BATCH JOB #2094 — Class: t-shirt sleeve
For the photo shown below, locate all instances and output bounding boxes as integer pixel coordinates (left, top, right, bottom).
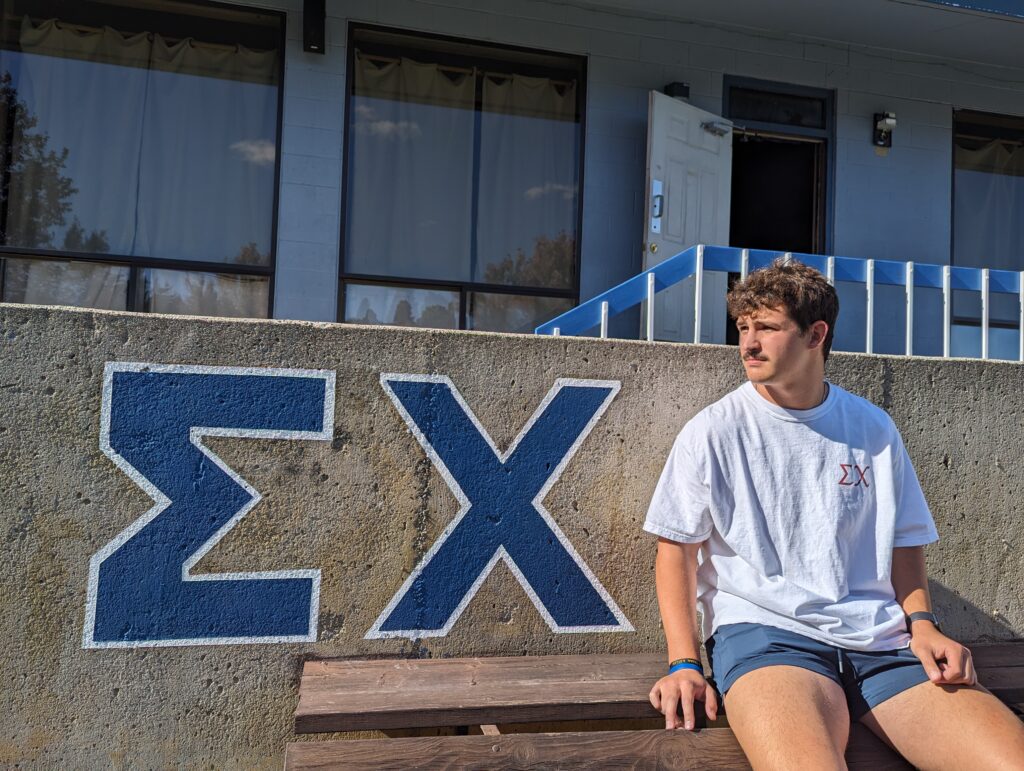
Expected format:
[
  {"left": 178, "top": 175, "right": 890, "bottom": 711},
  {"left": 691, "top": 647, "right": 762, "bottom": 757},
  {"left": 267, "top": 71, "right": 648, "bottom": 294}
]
[
  {"left": 643, "top": 423, "right": 713, "bottom": 543},
  {"left": 891, "top": 423, "right": 940, "bottom": 547}
]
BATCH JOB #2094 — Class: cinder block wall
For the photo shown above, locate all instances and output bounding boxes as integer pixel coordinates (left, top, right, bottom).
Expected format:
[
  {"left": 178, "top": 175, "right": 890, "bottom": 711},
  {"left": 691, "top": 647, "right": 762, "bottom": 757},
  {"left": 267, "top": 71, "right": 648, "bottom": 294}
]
[{"left": 1, "top": 304, "right": 1021, "bottom": 767}]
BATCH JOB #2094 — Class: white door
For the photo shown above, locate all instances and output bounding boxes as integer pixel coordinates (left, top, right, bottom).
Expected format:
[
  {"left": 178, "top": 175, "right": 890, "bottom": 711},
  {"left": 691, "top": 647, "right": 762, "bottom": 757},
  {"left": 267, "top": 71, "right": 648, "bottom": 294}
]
[{"left": 643, "top": 91, "right": 732, "bottom": 343}]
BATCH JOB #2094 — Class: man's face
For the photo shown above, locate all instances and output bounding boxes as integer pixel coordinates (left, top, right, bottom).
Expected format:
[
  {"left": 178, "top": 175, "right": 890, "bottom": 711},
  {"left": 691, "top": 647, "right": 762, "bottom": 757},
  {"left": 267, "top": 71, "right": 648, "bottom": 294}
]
[{"left": 736, "top": 305, "right": 823, "bottom": 385}]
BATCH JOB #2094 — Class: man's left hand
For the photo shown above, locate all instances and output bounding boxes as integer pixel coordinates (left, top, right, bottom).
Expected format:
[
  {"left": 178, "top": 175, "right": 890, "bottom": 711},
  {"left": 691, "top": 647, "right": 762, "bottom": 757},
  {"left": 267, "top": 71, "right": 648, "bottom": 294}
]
[{"left": 909, "top": 625, "right": 977, "bottom": 686}]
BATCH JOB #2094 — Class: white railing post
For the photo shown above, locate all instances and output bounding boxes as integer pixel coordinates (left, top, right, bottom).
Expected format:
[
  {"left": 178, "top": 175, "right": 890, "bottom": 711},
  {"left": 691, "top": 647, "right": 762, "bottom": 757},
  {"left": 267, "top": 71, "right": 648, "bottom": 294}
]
[
  {"left": 826, "top": 256, "right": 835, "bottom": 286},
  {"left": 865, "top": 259, "right": 875, "bottom": 354},
  {"left": 1019, "top": 270, "right": 1024, "bottom": 362},
  {"left": 942, "top": 265, "right": 951, "bottom": 358},
  {"left": 905, "top": 261, "right": 914, "bottom": 356},
  {"left": 981, "top": 268, "right": 990, "bottom": 360},
  {"left": 646, "top": 272, "right": 656, "bottom": 342},
  {"left": 694, "top": 245, "right": 704, "bottom": 344},
  {"left": 599, "top": 301, "right": 609, "bottom": 339},
  {"left": 740, "top": 248, "right": 750, "bottom": 281},
  {"left": 552, "top": 327, "right": 560, "bottom": 336}
]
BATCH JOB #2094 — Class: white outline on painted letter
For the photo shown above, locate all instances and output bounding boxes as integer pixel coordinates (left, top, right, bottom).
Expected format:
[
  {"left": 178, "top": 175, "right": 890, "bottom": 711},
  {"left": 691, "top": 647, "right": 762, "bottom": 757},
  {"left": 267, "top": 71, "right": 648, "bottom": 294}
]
[
  {"left": 366, "top": 374, "right": 634, "bottom": 640},
  {"left": 82, "top": 361, "right": 335, "bottom": 649}
]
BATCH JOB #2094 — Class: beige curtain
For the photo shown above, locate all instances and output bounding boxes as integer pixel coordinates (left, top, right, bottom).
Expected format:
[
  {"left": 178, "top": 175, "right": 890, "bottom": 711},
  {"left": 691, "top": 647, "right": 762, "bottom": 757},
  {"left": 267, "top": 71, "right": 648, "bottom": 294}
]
[
  {"left": 19, "top": 17, "right": 278, "bottom": 85},
  {"left": 955, "top": 139, "right": 1024, "bottom": 274},
  {"left": 145, "top": 270, "right": 268, "bottom": 318},
  {"left": 476, "top": 73, "right": 578, "bottom": 289},
  {"left": 956, "top": 139, "right": 1024, "bottom": 177},
  {"left": 2, "top": 259, "right": 129, "bottom": 310},
  {"left": 347, "top": 52, "right": 476, "bottom": 282},
  {"left": 355, "top": 53, "right": 475, "bottom": 109},
  {"left": 482, "top": 72, "right": 576, "bottom": 122}
]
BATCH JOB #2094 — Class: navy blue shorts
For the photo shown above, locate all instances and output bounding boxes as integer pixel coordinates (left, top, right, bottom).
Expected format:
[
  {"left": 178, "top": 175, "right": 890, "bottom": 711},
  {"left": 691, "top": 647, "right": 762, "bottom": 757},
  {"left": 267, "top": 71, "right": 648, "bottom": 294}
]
[{"left": 706, "top": 622, "right": 931, "bottom": 720}]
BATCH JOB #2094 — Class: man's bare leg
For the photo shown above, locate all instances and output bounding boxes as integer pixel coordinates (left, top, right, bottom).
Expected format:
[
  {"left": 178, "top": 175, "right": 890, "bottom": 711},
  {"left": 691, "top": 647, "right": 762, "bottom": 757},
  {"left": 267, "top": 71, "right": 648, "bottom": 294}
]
[
  {"left": 860, "top": 681, "right": 1024, "bottom": 770},
  {"left": 724, "top": 665, "right": 849, "bottom": 771}
]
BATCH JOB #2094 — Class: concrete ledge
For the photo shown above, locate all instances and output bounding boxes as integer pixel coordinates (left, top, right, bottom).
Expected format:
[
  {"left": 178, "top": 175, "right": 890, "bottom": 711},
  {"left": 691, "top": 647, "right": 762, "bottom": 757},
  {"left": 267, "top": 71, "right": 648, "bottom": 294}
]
[{"left": 1, "top": 304, "right": 1020, "bottom": 767}]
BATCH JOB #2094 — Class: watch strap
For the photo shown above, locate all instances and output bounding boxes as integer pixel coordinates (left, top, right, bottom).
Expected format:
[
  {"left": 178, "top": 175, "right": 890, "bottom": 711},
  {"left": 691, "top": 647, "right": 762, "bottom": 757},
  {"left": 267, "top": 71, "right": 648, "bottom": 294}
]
[{"left": 906, "top": 611, "right": 941, "bottom": 632}]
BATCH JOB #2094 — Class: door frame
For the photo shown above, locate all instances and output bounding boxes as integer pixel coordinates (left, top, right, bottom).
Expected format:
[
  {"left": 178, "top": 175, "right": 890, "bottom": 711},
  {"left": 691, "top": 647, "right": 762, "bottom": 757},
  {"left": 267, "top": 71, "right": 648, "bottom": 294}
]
[{"left": 722, "top": 75, "right": 837, "bottom": 256}]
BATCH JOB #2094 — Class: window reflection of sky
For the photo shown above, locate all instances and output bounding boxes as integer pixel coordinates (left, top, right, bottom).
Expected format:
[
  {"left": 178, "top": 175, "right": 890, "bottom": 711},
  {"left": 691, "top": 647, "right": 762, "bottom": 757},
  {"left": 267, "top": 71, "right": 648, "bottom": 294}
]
[
  {"left": 476, "top": 110, "right": 578, "bottom": 288},
  {"left": 346, "top": 95, "right": 474, "bottom": 282},
  {"left": 346, "top": 93, "right": 578, "bottom": 288},
  {"left": 2, "top": 49, "right": 277, "bottom": 264}
]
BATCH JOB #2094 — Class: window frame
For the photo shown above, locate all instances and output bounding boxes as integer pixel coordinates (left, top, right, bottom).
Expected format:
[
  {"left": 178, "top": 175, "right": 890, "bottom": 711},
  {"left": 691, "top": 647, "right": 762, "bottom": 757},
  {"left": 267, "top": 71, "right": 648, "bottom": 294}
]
[
  {"left": 722, "top": 74, "right": 837, "bottom": 256},
  {"left": 337, "top": 22, "right": 587, "bottom": 330},
  {"left": 0, "top": 0, "right": 286, "bottom": 318}
]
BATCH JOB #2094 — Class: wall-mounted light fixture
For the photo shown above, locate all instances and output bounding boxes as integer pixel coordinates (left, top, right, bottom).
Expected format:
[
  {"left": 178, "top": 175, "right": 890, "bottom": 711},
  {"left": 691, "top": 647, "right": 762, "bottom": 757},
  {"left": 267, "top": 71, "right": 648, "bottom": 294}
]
[
  {"left": 303, "top": 0, "right": 326, "bottom": 54},
  {"left": 663, "top": 82, "right": 690, "bottom": 100},
  {"left": 873, "top": 112, "right": 897, "bottom": 148}
]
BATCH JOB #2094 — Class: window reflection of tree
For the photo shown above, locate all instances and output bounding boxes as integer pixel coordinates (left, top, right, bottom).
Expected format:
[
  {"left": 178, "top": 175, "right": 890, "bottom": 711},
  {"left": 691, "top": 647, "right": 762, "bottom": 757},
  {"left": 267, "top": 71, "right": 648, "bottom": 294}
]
[
  {"left": 417, "top": 303, "right": 456, "bottom": 328},
  {"left": 477, "top": 231, "right": 574, "bottom": 331},
  {"left": 0, "top": 70, "right": 270, "bottom": 267},
  {"left": 483, "top": 231, "right": 574, "bottom": 288},
  {"left": 233, "top": 241, "right": 269, "bottom": 266},
  {"left": 0, "top": 72, "right": 108, "bottom": 252},
  {"left": 392, "top": 298, "right": 457, "bottom": 327}
]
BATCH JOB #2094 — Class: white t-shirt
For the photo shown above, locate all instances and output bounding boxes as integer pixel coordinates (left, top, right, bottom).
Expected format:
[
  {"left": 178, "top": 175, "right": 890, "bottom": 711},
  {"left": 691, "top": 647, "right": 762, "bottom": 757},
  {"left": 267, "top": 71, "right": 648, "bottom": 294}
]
[{"left": 644, "top": 380, "right": 939, "bottom": 652}]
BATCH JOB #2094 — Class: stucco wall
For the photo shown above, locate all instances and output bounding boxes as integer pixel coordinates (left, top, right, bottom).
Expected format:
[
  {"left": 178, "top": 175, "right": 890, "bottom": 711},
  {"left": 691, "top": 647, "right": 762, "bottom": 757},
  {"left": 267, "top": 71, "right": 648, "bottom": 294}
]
[
  {"left": 2, "top": 303, "right": 1021, "bottom": 767},
  {"left": 251, "top": 0, "right": 1024, "bottom": 352}
]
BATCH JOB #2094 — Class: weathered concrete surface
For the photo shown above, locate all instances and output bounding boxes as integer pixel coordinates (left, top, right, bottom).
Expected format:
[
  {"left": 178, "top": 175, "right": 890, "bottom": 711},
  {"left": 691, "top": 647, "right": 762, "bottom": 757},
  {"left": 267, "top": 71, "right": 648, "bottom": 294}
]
[{"left": 0, "top": 303, "right": 1021, "bottom": 768}]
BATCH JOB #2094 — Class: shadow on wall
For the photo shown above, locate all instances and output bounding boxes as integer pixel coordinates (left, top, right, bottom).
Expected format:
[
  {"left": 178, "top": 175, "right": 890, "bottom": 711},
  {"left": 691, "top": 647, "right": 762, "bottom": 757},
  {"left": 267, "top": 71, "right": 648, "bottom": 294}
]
[{"left": 930, "top": 580, "right": 1021, "bottom": 643}]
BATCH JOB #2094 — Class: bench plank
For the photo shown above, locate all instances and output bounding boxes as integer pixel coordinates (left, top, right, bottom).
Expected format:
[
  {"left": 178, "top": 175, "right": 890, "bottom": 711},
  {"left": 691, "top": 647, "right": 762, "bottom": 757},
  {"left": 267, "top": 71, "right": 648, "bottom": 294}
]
[
  {"left": 295, "top": 644, "right": 1022, "bottom": 734},
  {"left": 285, "top": 726, "right": 912, "bottom": 770},
  {"left": 968, "top": 643, "right": 1024, "bottom": 669},
  {"left": 296, "top": 654, "right": 672, "bottom": 733},
  {"left": 298, "top": 653, "right": 672, "bottom": 692}
]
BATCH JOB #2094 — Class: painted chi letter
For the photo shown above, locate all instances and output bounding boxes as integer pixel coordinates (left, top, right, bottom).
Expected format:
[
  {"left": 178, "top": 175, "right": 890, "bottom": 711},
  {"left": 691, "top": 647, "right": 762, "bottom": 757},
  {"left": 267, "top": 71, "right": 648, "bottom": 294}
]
[
  {"left": 367, "top": 375, "right": 633, "bottom": 638},
  {"left": 84, "top": 363, "right": 335, "bottom": 648}
]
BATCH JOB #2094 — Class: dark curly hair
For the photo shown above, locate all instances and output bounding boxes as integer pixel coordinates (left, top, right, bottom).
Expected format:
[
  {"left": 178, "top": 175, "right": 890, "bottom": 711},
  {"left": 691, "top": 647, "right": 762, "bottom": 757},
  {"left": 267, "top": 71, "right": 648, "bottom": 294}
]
[{"left": 726, "top": 257, "right": 839, "bottom": 362}]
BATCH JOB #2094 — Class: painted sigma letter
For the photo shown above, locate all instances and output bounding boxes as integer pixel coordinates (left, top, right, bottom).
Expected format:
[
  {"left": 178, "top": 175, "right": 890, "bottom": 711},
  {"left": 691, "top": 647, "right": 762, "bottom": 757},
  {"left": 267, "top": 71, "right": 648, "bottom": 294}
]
[
  {"left": 367, "top": 375, "right": 633, "bottom": 639},
  {"left": 83, "top": 363, "right": 335, "bottom": 648}
]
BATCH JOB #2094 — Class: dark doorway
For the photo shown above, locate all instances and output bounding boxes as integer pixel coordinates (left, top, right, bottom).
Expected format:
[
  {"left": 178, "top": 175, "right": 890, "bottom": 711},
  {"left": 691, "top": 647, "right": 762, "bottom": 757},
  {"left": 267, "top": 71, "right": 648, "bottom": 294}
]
[
  {"left": 723, "top": 78, "right": 834, "bottom": 345},
  {"left": 730, "top": 134, "right": 825, "bottom": 255}
]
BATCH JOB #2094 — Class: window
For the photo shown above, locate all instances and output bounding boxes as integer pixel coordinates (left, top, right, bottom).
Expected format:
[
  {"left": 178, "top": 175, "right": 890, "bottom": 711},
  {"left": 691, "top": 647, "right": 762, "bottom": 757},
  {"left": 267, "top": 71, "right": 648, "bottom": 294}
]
[
  {"left": 0, "top": 0, "right": 283, "bottom": 317},
  {"left": 728, "top": 86, "right": 827, "bottom": 130},
  {"left": 340, "top": 26, "right": 584, "bottom": 332},
  {"left": 952, "top": 109, "right": 1024, "bottom": 359}
]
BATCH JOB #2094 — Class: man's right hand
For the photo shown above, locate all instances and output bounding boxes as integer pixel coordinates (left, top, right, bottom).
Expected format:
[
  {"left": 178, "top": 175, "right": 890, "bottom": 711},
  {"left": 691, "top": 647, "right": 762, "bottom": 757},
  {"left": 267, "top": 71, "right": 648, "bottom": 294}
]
[{"left": 649, "top": 668, "right": 719, "bottom": 730}]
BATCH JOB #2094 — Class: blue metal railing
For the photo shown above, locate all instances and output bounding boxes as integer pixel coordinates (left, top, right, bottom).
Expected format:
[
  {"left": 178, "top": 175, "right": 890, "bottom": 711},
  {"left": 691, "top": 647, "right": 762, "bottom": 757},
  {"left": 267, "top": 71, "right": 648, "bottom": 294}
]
[{"left": 535, "top": 245, "right": 1024, "bottom": 361}]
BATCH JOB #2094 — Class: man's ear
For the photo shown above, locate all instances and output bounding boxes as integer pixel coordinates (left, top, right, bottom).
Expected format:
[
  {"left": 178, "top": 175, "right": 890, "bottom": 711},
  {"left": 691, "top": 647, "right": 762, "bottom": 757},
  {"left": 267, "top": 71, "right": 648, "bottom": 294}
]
[{"left": 808, "top": 320, "right": 829, "bottom": 350}]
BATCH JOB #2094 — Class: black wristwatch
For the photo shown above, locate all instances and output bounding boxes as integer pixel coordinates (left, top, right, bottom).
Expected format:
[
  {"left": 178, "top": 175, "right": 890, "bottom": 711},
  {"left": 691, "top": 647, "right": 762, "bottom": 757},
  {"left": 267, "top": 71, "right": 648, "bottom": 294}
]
[{"left": 906, "top": 611, "right": 941, "bottom": 633}]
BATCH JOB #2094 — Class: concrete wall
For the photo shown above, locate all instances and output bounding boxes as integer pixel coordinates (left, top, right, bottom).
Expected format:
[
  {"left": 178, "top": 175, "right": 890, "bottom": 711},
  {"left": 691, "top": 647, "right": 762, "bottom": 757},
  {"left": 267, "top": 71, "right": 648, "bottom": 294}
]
[
  {"left": 1, "top": 303, "right": 1022, "bottom": 766},
  {"left": 253, "top": 0, "right": 1024, "bottom": 349}
]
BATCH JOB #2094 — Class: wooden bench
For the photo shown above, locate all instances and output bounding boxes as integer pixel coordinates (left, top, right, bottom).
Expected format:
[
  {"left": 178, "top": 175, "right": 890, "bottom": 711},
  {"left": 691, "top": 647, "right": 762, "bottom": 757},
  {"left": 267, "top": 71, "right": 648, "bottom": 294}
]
[{"left": 286, "top": 643, "right": 1024, "bottom": 769}]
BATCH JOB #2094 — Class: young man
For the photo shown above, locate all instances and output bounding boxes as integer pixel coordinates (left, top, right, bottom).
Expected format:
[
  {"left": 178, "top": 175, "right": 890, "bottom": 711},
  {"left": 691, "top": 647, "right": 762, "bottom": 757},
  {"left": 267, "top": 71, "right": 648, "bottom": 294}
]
[{"left": 644, "top": 258, "right": 1024, "bottom": 769}]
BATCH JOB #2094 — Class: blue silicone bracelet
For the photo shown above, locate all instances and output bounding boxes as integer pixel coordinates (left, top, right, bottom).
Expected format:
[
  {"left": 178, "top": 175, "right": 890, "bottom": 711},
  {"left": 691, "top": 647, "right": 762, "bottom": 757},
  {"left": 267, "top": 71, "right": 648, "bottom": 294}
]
[{"left": 668, "top": 661, "right": 704, "bottom": 675}]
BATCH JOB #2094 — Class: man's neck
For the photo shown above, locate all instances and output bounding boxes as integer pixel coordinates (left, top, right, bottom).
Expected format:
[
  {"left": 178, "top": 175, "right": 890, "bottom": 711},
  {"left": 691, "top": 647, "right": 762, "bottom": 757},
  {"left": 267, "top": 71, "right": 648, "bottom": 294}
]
[{"left": 753, "top": 378, "right": 828, "bottom": 410}]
